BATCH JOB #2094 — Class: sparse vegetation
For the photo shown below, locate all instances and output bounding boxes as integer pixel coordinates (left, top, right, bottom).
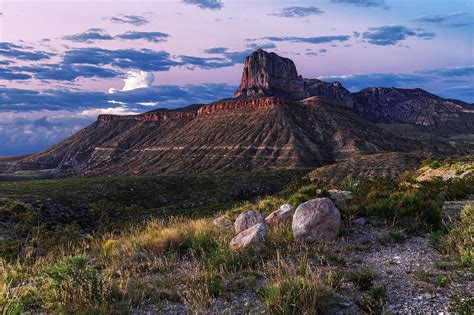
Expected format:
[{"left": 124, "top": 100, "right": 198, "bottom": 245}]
[
  {"left": 357, "top": 285, "right": 387, "bottom": 314},
  {"left": 446, "top": 204, "right": 473, "bottom": 268},
  {"left": 0, "top": 158, "right": 472, "bottom": 313},
  {"left": 347, "top": 268, "right": 375, "bottom": 291}
]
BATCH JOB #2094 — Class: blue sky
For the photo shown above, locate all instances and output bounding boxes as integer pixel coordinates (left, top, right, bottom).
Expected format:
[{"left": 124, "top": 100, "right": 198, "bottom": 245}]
[{"left": 0, "top": 0, "right": 473, "bottom": 155}]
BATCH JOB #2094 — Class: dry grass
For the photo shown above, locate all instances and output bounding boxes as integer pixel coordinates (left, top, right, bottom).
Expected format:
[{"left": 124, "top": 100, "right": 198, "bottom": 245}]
[
  {"left": 446, "top": 204, "right": 474, "bottom": 268},
  {"left": 260, "top": 253, "right": 337, "bottom": 314}
]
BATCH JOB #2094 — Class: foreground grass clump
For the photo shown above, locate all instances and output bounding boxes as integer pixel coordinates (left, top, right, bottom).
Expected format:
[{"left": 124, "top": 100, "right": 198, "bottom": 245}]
[
  {"left": 260, "top": 255, "right": 336, "bottom": 314},
  {"left": 41, "top": 255, "right": 109, "bottom": 313},
  {"left": 346, "top": 268, "right": 375, "bottom": 291},
  {"left": 446, "top": 204, "right": 474, "bottom": 268},
  {"left": 1, "top": 254, "right": 111, "bottom": 314}
]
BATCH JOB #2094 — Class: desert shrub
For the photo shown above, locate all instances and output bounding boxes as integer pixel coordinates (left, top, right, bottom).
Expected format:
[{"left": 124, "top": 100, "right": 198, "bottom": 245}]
[
  {"left": 348, "top": 178, "right": 400, "bottom": 216},
  {"left": 421, "top": 157, "right": 444, "bottom": 169},
  {"left": 260, "top": 255, "right": 336, "bottom": 314},
  {"left": 345, "top": 179, "right": 356, "bottom": 192},
  {"left": 429, "top": 230, "right": 448, "bottom": 255},
  {"left": 267, "top": 224, "right": 294, "bottom": 250},
  {"left": 256, "top": 196, "right": 285, "bottom": 215},
  {"left": 287, "top": 185, "right": 327, "bottom": 207},
  {"left": 357, "top": 285, "right": 387, "bottom": 314},
  {"left": 378, "top": 231, "right": 406, "bottom": 245},
  {"left": 261, "top": 277, "right": 333, "bottom": 315},
  {"left": 448, "top": 294, "right": 474, "bottom": 314},
  {"left": 365, "top": 190, "right": 442, "bottom": 229},
  {"left": 419, "top": 176, "right": 474, "bottom": 201},
  {"left": 346, "top": 268, "right": 375, "bottom": 291},
  {"left": 41, "top": 255, "right": 108, "bottom": 312},
  {"left": 446, "top": 204, "right": 474, "bottom": 268},
  {"left": 442, "top": 177, "right": 474, "bottom": 200}
]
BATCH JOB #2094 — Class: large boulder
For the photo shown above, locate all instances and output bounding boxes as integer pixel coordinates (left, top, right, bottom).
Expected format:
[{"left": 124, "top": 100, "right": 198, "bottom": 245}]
[
  {"left": 234, "top": 210, "right": 265, "bottom": 234},
  {"left": 292, "top": 198, "right": 341, "bottom": 242},
  {"left": 266, "top": 204, "right": 294, "bottom": 225},
  {"left": 328, "top": 189, "right": 352, "bottom": 209},
  {"left": 230, "top": 223, "right": 268, "bottom": 250}
]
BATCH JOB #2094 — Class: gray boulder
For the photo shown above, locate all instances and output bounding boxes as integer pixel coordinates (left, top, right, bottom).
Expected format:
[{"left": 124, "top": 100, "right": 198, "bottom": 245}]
[
  {"left": 266, "top": 204, "right": 294, "bottom": 225},
  {"left": 230, "top": 223, "right": 268, "bottom": 250},
  {"left": 292, "top": 198, "right": 341, "bottom": 242},
  {"left": 234, "top": 210, "right": 265, "bottom": 234}
]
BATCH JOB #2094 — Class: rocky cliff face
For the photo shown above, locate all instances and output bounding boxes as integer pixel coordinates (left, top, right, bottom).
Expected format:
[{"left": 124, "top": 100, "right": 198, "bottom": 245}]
[
  {"left": 354, "top": 87, "right": 473, "bottom": 132},
  {"left": 304, "top": 79, "right": 356, "bottom": 109},
  {"left": 234, "top": 49, "right": 307, "bottom": 99}
]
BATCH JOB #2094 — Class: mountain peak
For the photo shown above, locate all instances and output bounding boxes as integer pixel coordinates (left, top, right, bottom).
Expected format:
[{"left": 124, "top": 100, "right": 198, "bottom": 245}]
[{"left": 234, "top": 49, "right": 307, "bottom": 99}]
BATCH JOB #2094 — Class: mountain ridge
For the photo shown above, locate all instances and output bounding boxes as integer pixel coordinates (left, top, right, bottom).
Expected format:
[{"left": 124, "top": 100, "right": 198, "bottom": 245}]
[{"left": 1, "top": 49, "right": 472, "bottom": 176}]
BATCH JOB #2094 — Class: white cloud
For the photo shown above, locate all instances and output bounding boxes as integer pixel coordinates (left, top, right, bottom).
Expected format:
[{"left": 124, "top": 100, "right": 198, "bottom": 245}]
[
  {"left": 109, "top": 70, "right": 154, "bottom": 93},
  {"left": 78, "top": 106, "right": 140, "bottom": 117},
  {"left": 138, "top": 101, "right": 158, "bottom": 106}
]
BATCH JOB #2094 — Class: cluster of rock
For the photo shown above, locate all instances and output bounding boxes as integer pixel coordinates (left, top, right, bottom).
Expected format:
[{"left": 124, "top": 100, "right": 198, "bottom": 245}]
[{"left": 216, "top": 191, "right": 352, "bottom": 250}]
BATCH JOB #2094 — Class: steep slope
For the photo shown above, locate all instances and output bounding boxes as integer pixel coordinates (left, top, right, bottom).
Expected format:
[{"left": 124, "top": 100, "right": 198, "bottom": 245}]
[
  {"left": 8, "top": 97, "right": 441, "bottom": 176},
  {"left": 354, "top": 87, "right": 474, "bottom": 133}
]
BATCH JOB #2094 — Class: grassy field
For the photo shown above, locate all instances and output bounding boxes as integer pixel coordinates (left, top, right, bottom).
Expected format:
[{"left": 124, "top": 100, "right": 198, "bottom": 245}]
[
  {"left": 0, "top": 170, "right": 303, "bottom": 259},
  {"left": 1, "top": 161, "right": 472, "bottom": 314},
  {"left": 0, "top": 171, "right": 302, "bottom": 214}
]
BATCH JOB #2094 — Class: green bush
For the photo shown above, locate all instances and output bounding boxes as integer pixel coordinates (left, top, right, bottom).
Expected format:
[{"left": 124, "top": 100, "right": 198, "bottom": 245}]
[
  {"left": 348, "top": 178, "right": 400, "bottom": 216},
  {"left": 421, "top": 158, "right": 444, "bottom": 169},
  {"left": 42, "top": 255, "right": 108, "bottom": 312},
  {"left": 365, "top": 190, "right": 442, "bottom": 229},
  {"left": 287, "top": 185, "right": 328, "bottom": 207}
]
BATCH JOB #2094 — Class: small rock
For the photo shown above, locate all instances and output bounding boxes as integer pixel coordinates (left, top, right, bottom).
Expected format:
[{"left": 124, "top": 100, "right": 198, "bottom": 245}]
[
  {"left": 266, "top": 204, "right": 294, "bottom": 225},
  {"left": 234, "top": 210, "right": 265, "bottom": 234},
  {"left": 354, "top": 217, "right": 367, "bottom": 226},
  {"left": 213, "top": 215, "right": 233, "bottom": 229},
  {"left": 292, "top": 198, "right": 341, "bottom": 243},
  {"left": 230, "top": 223, "right": 268, "bottom": 250},
  {"left": 328, "top": 189, "right": 352, "bottom": 209}
]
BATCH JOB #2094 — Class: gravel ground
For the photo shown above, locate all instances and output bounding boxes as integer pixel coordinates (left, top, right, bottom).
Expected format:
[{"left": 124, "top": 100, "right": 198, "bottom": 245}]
[{"left": 135, "top": 199, "right": 473, "bottom": 314}]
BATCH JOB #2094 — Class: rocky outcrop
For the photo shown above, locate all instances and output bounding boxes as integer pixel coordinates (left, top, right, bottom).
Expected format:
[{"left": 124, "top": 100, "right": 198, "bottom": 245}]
[
  {"left": 198, "top": 97, "right": 285, "bottom": 115},
  {"left": 234, "top": 49, "right": 306, "bottom": 99},
  {"left": 266, "top": 204, "right": 294, "bottom": 225},
  {"left": 354, "top": 87, "right": 466, "bottom": 127},
  {"left": 304, "top": 79, "right": 356, "bottom": 109},
  {"left": 230, "top": 223, "right": 268, "bottom": 250},
  {"left": 98, "top": 111, "right": 197, "bottom": 123},
  {"left": 292, "top": 198, "right": 341, "bottom": 242},
  {"left": 234, "top": 210, "right": 265, "bottom": 234}
]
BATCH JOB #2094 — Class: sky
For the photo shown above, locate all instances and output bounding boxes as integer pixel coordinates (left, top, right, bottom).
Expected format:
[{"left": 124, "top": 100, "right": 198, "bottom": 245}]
[{"left": 0, "top": 0, "right": 473, "bottom": 155}]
